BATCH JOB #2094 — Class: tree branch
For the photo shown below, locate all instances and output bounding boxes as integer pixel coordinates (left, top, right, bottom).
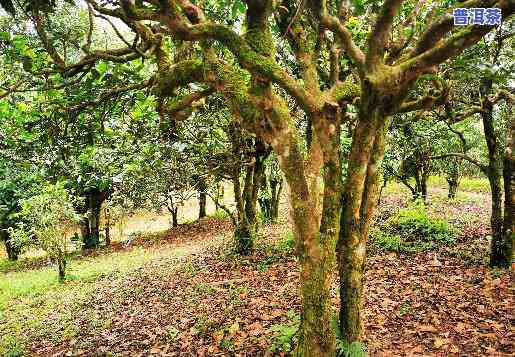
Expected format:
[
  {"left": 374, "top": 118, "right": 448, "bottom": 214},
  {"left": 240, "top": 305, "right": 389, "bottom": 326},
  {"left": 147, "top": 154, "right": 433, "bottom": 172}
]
[
  {"left": 430, "top": 153, "right": 487, "bottom": 173},
  {"left": 366, "top": 0, "right": 405, "bottom": 69}
]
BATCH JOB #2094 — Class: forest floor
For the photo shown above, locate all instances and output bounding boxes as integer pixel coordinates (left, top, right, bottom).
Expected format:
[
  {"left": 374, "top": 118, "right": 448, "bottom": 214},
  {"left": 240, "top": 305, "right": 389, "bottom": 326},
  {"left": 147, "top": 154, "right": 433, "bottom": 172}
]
[{"left": 0, "top": 179, "right": 513, "bottom": 356}]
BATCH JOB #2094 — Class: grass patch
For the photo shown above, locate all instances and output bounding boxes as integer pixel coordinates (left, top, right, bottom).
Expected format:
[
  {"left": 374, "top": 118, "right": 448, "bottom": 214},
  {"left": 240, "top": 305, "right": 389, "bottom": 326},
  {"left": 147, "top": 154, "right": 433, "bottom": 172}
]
[{"left": 211, "top": 209, "right": 230, "bottom": 221}]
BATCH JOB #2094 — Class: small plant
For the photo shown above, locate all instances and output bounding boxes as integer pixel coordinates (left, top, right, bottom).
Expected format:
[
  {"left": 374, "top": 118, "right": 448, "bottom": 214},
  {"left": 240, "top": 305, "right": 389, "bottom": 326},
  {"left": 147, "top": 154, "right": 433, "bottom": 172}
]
[
  {"left": 165, "top": 326, "right": 181, "bottom": 342},
  {"left": 0, "top": 335, "right": 24, "bottom": 357},
  {"left": 8, "top": 183, "right": 81, "bottom": 281},
  {"left": 399, "top": 300, "right": 411, "bottom": 316},
  {"left": 267, "top": 309, "right": 300, "bottom": 353}
]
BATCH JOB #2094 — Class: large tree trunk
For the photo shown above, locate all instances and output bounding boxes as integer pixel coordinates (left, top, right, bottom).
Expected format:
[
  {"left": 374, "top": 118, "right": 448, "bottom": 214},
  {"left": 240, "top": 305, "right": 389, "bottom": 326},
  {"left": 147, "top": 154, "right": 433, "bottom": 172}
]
[
  {"left": 291, "top": 164, "right": 338, "bottom": 356},
  {"left": 338, "top": 105, "right": 388, "bottom": 342}
]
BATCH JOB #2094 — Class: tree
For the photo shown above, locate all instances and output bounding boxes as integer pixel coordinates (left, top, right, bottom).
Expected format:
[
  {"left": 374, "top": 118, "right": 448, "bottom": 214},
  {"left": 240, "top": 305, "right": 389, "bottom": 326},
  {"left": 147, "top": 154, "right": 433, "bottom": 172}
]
[{"left": 8, "top": 183, "right": 81, "bottom": 281}]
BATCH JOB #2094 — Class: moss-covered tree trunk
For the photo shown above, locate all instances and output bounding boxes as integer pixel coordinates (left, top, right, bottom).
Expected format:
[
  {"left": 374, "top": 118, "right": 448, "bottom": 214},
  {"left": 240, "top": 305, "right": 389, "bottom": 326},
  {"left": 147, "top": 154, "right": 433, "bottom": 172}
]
[
  {"left": 232, "top": 140, "right": 267, "bottom": 255},
  {"left": 481, "top": 89, "right": 511, "bottom": 268},
  {"left": 290, "top": 103, "right": 343, "bottom": 356},
  {"left": 339, "top": 92, "right": 388, "bottom": 342}
]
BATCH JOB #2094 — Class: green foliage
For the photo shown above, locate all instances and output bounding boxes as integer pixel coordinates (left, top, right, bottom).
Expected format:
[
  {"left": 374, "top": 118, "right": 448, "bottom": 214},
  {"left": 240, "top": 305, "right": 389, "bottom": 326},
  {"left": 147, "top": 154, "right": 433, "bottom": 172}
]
[
  {"left": 267, "top": 309, "right": 299, "bottom": 353},
  {"left": 371, "top": 200, "right": 454, "bottom": 253},
  {"left": 212, "top": 209, "right": 230, "bottom": 221},
  {"left": 428, "top": 176, "right": 490, "bottom": 193}
]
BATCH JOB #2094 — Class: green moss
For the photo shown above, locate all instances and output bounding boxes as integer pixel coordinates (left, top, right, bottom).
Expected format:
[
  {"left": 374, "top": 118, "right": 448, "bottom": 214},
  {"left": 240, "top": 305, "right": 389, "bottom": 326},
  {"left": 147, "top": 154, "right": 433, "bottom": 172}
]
[
  {"left": 331, "top": 81, "right": 360, "bottom": 102},
  {"left": 245, "top": 28, "right": 274, "bottom": 57},
  {"left": 158, "top": 59, "right": 204, "bottom": 96}
]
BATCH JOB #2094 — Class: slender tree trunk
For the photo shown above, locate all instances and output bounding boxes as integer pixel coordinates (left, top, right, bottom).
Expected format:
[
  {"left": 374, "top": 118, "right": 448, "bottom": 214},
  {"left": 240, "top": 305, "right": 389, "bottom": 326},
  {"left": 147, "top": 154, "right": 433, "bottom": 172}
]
[
  {"left": 338, "top": 107, "right": 388, "bottom": 342},
  {"left": 447, "top": 176, "right": 459, "bottom": 199},
  {"left": 270, "top": 177, "right": 282, "bottom": 222},
  {"left": 214, "top": 182, "right": 224, "bottom": 210},
  {"left": 172, "top": 206, "right": 179, "bottom": 227},
  {"left": 421, "top": 169, "right": 428, "bottom": 203},
  {"left": 488, "top": 171, "right": 506, "bottom": 266},
  {"left": 104, "top": 206, "right": 111, "bottom": 246},
  {"left": 198, "top": 178, "right": 207, "bottom": 219},
  {"left": 57, "top": 258, "right": 66, "bottom": 282}
]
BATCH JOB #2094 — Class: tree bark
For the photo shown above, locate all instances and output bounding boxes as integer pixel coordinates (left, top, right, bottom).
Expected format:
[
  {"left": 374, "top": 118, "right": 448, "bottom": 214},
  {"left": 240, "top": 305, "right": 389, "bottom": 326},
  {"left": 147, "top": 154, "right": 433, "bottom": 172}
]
[
  {"left": 82, "top": 189, "right": 109, "bottom": 249},
  {"left": 104, "top": 206, "right": 111, "bottom": 246},
  {"left": 270, "top": 177, "right": 282, "bottom": 222},
  {"left": 57, "top": 256, "right": 66, "bottom": 282},
  {"left": 447, "top": 176, "right": 459, "bottom": 199},
  {"left": 172, "top": 206, "right": 179, "bottom": 227}
]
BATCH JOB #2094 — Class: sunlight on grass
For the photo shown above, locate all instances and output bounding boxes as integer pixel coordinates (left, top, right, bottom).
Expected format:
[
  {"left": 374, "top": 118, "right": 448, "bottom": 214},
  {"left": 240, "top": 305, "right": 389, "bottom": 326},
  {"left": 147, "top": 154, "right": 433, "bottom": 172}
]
[
  {"left": 0, "top": 245, "right": 188, "bottom": 311},
  {"left": 383, "top": 176, "right": 490, "bottom": 195},
  {"left": 428, "top": 176, "right": 490, "bottom": 193}
]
